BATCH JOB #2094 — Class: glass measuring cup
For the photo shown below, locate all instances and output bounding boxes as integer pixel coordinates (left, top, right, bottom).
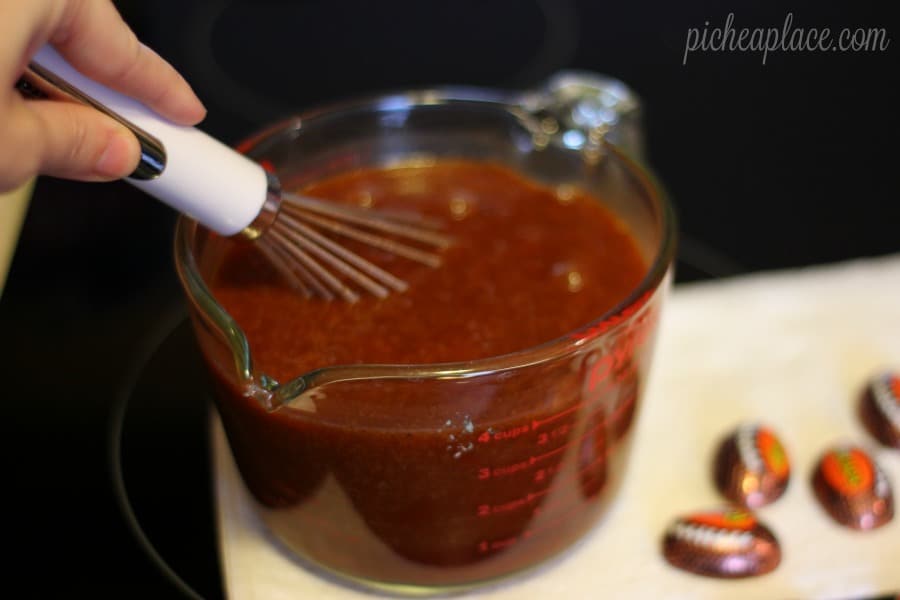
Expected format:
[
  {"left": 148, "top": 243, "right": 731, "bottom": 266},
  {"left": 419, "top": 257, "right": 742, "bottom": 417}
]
[{"left": 175, "top": 73, "right": 676, "bottom": 595}]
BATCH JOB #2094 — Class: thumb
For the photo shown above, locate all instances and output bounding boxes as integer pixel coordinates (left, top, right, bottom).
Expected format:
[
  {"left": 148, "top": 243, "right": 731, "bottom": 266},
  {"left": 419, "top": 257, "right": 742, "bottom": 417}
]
[{"left": 14, "top": 98, "right": 140, "bottom": 182}]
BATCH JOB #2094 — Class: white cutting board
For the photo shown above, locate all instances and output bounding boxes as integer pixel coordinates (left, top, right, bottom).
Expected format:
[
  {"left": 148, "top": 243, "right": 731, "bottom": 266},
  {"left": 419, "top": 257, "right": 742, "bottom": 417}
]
[{"left": 213, "top": 254, "right": 900, "bottom": 599}]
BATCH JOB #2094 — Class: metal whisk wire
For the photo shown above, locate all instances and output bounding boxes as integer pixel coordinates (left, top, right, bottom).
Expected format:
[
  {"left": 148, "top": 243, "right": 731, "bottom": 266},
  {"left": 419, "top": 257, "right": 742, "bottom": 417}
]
[{"left": 256, "top": 193, "right": 453, "bottom": 303}]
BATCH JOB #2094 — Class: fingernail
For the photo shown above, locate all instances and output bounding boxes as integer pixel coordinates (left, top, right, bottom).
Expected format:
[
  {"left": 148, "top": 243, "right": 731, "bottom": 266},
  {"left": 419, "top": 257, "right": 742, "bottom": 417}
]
[
  {"left": 95, "top": 132, "right": 138, "bottom": 179},
  {"left": 177, "top": 83, "right": 207, "bottom": 124}
]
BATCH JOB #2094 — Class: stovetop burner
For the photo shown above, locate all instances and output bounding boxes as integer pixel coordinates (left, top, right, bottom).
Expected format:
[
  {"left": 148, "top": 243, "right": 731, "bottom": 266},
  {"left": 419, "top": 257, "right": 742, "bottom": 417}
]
[
  {"left": 121, "top": 0, "right": 579, "bottom": 139},
  {"left": 110, "top": 313, "right": 221, "bottom": 599}
]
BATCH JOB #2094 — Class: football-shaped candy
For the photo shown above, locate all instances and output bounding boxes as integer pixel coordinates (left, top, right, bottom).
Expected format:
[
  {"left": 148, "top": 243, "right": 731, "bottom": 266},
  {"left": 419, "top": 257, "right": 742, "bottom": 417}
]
[
  {"left": 858, "top": 371, "right": 900, "bottom": 449},
  {"left": 713, "top": 423, "right": 790, "bottom": 508},
  {"left": 661, "top": 506, "right": 781, "bottom": 578},
  {"left": 811, "top": 444, "right": 894, "bottom": 530}
]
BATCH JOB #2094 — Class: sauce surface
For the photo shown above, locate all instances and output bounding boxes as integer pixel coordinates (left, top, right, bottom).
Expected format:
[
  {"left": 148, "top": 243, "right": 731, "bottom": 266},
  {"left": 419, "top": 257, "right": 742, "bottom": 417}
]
[
  {"left": 203, "top": 160, "right": 655, "bottom": 587},
  {"left": 211, "top": 161, "right": 646, "bottom": 380}
]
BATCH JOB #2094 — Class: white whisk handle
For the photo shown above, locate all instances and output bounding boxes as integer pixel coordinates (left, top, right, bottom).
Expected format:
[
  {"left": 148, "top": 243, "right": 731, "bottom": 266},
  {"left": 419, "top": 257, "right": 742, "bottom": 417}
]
[{"left": 29, "top": 46, "right": 269, "bottom": 237}]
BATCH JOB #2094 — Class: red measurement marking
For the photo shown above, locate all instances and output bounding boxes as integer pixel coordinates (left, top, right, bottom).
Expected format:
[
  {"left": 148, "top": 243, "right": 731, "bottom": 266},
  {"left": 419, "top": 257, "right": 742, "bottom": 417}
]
[
  {"left": 477, "top": 396, "right": 633, "bottom": 482},
  {"left": 612, "top": 389, "right": 637, "bottom": 418},
  {"left": 477, "top": 459, "right": 533, "bottom": 480},
  {"left": 525, "top": 501, "right": 584, "bottom": 539},
  {"left": 533, "top": 463, "right": 562, "bottom": 483},
  {"left": 536, "top": 423, "right": 573, "bottom": 446},
  {"left": 532, "top": 402, "right": 584, "bottom": 431},
  {"left": 532, "top": 361, "right": 638, "bottom": 432},
  {"left": 531, "top": 493, "right": 569, "bottom": 518},
  {"left": 585, "top": 316, "right": 657, "bottom": 392},
  {"left": 478, "top": 423, "right": 531, "bottom": 444},
  {"left": 477, "top": 496, "right": 528, "bottom": 516},
  {"left": 493, "top": 536, "right": 517, "bottom": 549},
  {"left": 477, "top": 536, "right": 518, "bottom": 553},
  {"left": 587, "top": 403, "right": 607, "bottom": 420},
  {"left": 477, "top": 497, "right": 525, "bottom": 516},
  {"left": 587, "top": 348, "right": 630, "bottom": 392},
  {"left": 579, "top": 412, "right": 608, "bottom": 440},
  {"left": 579, "top": 377, "right": 630, "bottom": 421},
  {"left": 533, "top": 437, "right": 610, "bottom": 485},
  {"left": 530, "top": 441, "right": 573, "bottom": 465},
  {"left": 527, "top": 488, "right": 550, "bottom": 502},
  {"left": 531, "top": 414, "right": 616, "bottom": 472},
  {"left": 570, "top": 290, "right": 653, "bottom": 342},
  {"left": 476, "top": 486, "right": 552, "bottom": 517},
  {"left": 578, "top": 452, "right": 607, "bottom": 475}
]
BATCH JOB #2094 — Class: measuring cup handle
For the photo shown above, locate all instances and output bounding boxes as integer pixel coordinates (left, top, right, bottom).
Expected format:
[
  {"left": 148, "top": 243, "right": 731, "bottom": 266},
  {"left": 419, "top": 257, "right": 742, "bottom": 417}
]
[{"left": 516, "top": 70, "right": 645, "bottom": 161}]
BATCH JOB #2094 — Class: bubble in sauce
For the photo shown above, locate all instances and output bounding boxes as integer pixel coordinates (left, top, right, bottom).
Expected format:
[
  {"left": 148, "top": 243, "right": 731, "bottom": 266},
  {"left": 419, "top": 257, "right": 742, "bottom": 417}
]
[{"left": 554, "top": 184, "right": 577, "bottom": 205}]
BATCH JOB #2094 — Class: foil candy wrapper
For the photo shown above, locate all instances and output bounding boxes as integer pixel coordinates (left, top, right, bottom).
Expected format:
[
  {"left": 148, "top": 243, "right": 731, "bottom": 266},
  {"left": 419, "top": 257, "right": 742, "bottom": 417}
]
[
  {"left": 811, "top": 444, "right": 894, "bottom": 530},
  {"left": 661, "top": 506, "right": 781, "bottom": 578},
  {"left": 713, "top": 423, "right": 790, "bottom": 508},
  {"left": 858, "top": 371, "right": 900, "bottom": 449}
]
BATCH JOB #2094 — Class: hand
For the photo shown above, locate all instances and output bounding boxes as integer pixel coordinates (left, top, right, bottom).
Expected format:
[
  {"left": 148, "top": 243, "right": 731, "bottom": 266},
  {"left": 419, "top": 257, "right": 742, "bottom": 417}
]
[{"left": 0, "top": 0, "right": 206, "bottom": 192}]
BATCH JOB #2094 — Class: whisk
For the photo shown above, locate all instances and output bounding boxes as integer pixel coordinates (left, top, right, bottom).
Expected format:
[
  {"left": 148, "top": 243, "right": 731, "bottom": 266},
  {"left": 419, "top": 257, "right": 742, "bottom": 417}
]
[{"left": 19, "top": 46, "right": 451, "bottom": 303}]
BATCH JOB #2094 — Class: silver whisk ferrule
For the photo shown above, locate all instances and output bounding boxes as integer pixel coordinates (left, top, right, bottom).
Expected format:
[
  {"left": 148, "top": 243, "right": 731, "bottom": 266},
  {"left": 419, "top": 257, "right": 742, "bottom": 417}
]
[{"left": 240, "top": 172, "right": 283, "bottom": 241}]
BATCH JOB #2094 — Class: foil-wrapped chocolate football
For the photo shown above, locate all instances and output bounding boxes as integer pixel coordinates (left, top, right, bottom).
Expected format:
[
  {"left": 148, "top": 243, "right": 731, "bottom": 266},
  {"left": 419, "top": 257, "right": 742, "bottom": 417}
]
[
  {"left": 811, "top": 444, "right": 894, "bottom": 530},
  {"left": 858, "top": 371, "right": 900, "bottom": 449},
  {"left": 713, "top": 423, "right": 790, "bottom": 508},
  {"left": 661, "top": 506, "right": 781, "bottom": 578}
]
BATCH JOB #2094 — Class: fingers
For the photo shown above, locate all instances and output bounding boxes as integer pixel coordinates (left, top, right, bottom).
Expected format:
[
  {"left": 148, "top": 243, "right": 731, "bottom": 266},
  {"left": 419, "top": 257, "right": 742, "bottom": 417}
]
[
  {"left": 0, "top": 0, "right": 205, "bottom": 190},
  {"left": 49, "top": 0, "right": 206, "bottom": 125},
  {"left": 0, "top": 96, "right": 140, "bottom": 190}
]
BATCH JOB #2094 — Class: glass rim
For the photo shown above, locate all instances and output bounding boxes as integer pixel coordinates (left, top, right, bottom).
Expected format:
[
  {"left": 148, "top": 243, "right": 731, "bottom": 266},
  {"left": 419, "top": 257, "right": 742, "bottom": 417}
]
[{"left": 174, "top": 89, "right": 678, "bottom": 400}]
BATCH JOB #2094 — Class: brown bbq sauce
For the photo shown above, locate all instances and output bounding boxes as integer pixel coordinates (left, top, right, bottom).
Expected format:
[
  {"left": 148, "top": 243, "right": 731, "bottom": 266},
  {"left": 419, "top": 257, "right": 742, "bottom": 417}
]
[{"left": 205, "top": 160, "right": 651, "bottom": 586}]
